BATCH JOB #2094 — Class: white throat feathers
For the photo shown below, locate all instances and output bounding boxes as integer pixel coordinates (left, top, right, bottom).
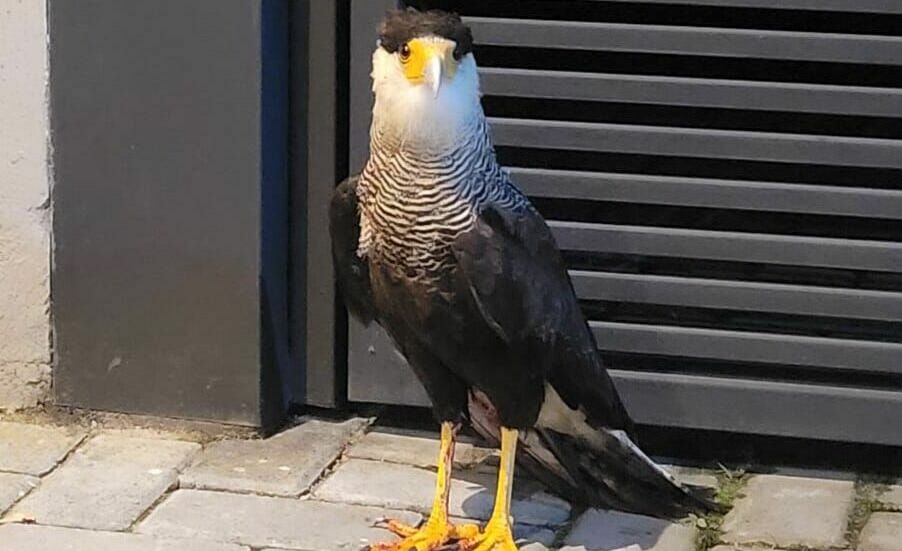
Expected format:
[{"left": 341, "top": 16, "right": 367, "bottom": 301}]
[{"left": 370, "top": 39, "right": 483, "bottom": 153}]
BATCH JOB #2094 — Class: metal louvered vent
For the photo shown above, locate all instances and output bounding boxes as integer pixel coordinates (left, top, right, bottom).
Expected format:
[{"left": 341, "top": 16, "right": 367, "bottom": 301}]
[{"left": 346, "top": 0, "right": 902, "bottom": 446}]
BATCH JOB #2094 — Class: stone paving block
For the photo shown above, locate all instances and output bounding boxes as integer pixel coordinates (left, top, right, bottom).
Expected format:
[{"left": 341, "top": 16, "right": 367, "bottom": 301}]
[
  {"left": 721, "top": 474, "right": 854, "bottom": 548},
  {"left": 0, "top": 422, "right": 85, "bottom": 475},
  {"left": 315, "top": 459, "right": 570, "bottom": 526},
  {"left": 515, "top": 524, "right": 557, "bottom": 551},
  {"left": 0, "top": 472, "right": 38, "bottom": 514},
  {"left": 561, "top": 509, "right": 696, "bottom": 551},
  {"left": 347, "top": 428, "right": 493, "bottom": 469},
  {"left": 880, "top": 483, "right": 902, "bottom": 510},
  {"left": 5, "top": 432, "right": 200, "bottom": 530},
  {"left": 181, "top": 417, "right": 368, "bottom": 497},
  {"left": 0, "top": 524, "right": 249, "bottom": 551},
  {"left": 137, "top": 489, "right": 422, "bottom": 550},
  {"left": 859, "top": 513, "right": 902, "bottom": 551}
]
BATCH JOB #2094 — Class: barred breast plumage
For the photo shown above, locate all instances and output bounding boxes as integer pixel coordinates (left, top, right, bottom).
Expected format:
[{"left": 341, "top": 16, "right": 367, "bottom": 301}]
[{"left": 356, "top": 116, "right": 528, "bottom": 281}]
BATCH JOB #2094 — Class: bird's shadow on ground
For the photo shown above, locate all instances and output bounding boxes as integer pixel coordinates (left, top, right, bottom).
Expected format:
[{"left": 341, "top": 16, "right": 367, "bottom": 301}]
[{"left": 456, "top": 483, "right": 673, "bottom": 551}]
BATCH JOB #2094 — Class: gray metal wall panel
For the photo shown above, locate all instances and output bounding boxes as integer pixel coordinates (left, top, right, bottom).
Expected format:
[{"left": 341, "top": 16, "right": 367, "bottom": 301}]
[{"left": 50, "top": 0, "right": 278, "bottom": 425}]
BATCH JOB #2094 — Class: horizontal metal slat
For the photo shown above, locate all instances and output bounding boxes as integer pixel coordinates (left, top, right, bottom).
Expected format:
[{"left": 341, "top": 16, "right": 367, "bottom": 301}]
[
  {"left": 466, "top": 17, "right": 902, "bottom": 66},
  {"left": 550, "top": 221, "right": 902, "bottom": 272},
  {"left": 480, "top": 68, "right": 902, "bottom": 117},
  {"left": 511, "top": 168, "right": 902, "bottom": 219},
  {"left": 612, "top": 370, "right": 902, "bottom": 446},
  {"left": 591, "top": 321, "right": 902, "bottom": 373},
  {"left": 571, "top": 271, "right": 902, "bottom": 321},
  {"left": 490, "top": 118, "right": 902, "bottom": 169},
  {"left": 348, "top": 323, "right": 902, "bottom": 445},
  {"left": 586, "top": 0, "right": 902, "bottom": 14}
]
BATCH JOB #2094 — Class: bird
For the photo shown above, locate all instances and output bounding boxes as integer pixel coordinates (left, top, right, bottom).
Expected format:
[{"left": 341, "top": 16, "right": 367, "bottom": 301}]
[{"left": 329, "top": 8, "right": 719, "bottom": 551}]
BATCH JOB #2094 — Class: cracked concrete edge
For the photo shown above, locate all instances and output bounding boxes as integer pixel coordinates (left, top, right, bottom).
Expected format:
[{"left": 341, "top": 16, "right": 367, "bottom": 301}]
[
  {"left": 0, "top": 363, "right": 51, "bottom": 412},
  {"left": 299, "top": 416, "right": 377, "bottom": 498},
  {"left": 127, "top": 478, "right": 183, "bottom": 532},
  {"left": 0, "top": 475, "right": 41, "bottom": 518}
]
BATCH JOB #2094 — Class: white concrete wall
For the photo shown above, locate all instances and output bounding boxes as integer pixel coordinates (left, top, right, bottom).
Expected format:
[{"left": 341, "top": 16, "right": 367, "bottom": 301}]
[{"left": 0, "top": 0, "right": 51, "bottom": 410}]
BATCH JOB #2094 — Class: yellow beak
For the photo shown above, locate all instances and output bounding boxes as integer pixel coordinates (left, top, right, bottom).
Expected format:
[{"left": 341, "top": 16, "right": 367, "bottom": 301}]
[{"left": 402, "top": 39, "right": 458, "bottom": 97}]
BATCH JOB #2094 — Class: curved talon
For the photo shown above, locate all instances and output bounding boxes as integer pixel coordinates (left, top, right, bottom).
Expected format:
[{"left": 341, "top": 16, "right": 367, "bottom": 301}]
[{"left": 377, "top": 518, "right": 420, "bottom": 538}]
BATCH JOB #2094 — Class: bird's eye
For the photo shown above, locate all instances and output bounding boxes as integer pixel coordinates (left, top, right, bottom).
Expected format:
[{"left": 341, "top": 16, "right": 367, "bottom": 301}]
[{"left": 399, "top": 43, "right": 411, "bottom": 62}]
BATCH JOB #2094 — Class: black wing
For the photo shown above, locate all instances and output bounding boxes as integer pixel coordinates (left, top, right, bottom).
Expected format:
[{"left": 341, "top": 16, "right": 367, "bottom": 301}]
[
  {"left": 453, "top": 201, "right": 719, "bottom": 518},
  {"left": 329, "top": 175, "right": 377, "bottom": 325},
  {"left": 452, "top": 202, "right": 632, "bottom": 432}
]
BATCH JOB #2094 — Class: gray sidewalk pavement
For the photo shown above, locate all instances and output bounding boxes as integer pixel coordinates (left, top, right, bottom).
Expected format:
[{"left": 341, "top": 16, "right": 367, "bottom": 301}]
[{"left": 1, "top": 414, "right": 900, "bottom": 551}]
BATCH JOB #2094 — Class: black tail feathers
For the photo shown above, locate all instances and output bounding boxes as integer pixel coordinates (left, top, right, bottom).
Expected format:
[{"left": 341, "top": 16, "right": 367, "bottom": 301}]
[
  {"left": 467, "top": 390, "right": 722, "bottom": 519},
  {"left": 528, "top": 427, "right": 724, "bottom": 519}
]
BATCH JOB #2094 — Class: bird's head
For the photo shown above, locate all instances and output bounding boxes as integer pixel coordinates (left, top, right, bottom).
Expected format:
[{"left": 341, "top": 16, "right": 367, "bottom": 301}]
[{"left": 371, "top": 9, "right": 481, "bottom": 148}]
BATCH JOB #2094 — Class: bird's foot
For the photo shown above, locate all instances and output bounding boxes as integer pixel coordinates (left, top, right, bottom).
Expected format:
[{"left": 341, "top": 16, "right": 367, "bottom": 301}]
[
  {"left": 456, "top": 518, "right": 518, "bottom": 551},
  {"left": 367, "top": 517, "right": 482, "bottom": 551}
]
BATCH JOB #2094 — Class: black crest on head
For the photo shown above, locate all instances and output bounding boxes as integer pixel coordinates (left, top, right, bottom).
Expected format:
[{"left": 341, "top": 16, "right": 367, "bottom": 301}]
[{"left": 378, "top": 8, "right": 474, "bottom": 60}]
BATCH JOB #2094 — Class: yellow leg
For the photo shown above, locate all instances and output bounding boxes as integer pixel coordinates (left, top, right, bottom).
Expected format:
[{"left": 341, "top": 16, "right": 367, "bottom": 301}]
[
  {"left": 370, "top": 422, "right": 480, "bottom": 551},
  {"left": 459, "top": 428, "right": 519, "bottom": 551}
]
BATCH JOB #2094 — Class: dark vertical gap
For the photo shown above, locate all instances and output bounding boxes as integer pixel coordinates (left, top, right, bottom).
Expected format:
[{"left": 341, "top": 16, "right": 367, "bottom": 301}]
[
  {"left": 260, "top": 0, "right": 292, "bottom": 429},
  {"left": 333, "top": 0, "right": 353, "bottom": 407},
  {"left": 288, "top": 0, "right": 311, "bottom": 410}
]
